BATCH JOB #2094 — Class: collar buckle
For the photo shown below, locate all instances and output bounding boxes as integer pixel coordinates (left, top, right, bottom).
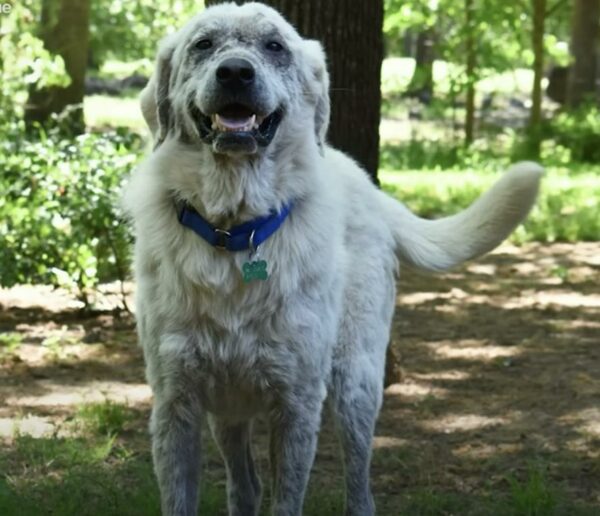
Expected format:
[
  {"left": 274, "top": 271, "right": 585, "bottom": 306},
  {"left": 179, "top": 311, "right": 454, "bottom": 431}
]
[{"left": 214, "top": 228, "right": 231, "bottom": 250}]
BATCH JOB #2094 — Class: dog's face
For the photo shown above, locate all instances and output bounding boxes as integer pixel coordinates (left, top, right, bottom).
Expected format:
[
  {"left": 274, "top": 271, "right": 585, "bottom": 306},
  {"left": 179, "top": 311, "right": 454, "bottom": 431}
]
[{"left": 143, "top": 2, "right": 330, "bottom": 157}]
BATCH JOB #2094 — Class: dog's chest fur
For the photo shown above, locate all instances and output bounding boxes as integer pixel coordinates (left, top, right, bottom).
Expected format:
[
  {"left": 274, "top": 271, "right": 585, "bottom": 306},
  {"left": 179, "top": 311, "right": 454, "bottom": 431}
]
[{"left": 130, "top": 157, "right": 347, "bottom": 418}]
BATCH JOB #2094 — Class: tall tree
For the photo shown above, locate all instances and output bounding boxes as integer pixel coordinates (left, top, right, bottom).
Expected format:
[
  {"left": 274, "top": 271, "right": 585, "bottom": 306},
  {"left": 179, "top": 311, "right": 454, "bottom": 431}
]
[
  {"left": 527, "top": 0, "right": 547, "bottom": 157},
  {"left": 206, "top": 0, "right": 384, "bottom": 184},
  {"left": 464, "top": 0, "right": 476, "bottom": 146},
  {"left": 567, "top": 0, "right": 600, "bottom": 108},
  {"left": 405, "top": 29, "right": 435, "bottom": 101},
  {"left": 25, "top": 0, "right": 91, "bottom": 131}
]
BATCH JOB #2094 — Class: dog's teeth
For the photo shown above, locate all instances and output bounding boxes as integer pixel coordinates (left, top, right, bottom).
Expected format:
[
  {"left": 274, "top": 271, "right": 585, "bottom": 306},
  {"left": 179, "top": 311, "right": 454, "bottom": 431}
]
[{"left": 213, "top": 113, "right": 256, "bottom": 132}]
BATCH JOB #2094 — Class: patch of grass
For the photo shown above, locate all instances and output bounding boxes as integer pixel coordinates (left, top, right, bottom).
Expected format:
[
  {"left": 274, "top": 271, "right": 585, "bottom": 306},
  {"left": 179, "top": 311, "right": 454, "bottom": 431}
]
[
  {"left": 13, "top": 433, "right": 117, "bottom": 469},
  {"left": 380, "top": 166, "right": 600, "bottom": 243},
  {"left": 0, "top": 434, "right": 160, "bottom": 516},
  {"left": 76, "top": 400, "right": 132, "bottom": 437},
  {"left": 302, "top": 487, "right": 345, "bottom": 515},
  {"left": 399, "top": 488, "right": 474, "bottom": 515},
  {"left": 0, "top": 332, "right": 22, "bottom": 355},
  {"left": 507, "top": 466, "right": 558, "bottom": 516}
]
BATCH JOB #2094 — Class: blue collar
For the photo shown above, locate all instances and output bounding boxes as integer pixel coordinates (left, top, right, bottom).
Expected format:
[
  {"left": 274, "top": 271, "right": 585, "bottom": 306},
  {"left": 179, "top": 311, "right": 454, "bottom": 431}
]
[{"left": 176, "top": 200, "right": 293, "bottom": 252}]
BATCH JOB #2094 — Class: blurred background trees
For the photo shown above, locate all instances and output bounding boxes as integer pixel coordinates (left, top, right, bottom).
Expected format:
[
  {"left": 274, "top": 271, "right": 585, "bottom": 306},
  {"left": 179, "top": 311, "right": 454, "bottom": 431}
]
[{"left": 0, "top": 0, "right": 599, "bottom": 304}]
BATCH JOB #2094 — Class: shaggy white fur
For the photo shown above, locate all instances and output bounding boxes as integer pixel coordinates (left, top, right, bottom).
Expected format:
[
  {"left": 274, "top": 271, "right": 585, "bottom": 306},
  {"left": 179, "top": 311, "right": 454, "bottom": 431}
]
[{"left": 122, "top": 3, "right": 543, "bottom": 515}]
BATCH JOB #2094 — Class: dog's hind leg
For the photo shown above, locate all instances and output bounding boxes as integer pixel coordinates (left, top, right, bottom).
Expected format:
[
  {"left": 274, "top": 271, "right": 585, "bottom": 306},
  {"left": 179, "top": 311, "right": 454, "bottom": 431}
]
[
  {"left": 329, "top": 359, "right": 383, "bottom": 516},
  {"left": 151, "top": 389, "right": 202, "bottom": 516},
  {"left": 208, "top": 416, "right": 262, "bottom": 516}
]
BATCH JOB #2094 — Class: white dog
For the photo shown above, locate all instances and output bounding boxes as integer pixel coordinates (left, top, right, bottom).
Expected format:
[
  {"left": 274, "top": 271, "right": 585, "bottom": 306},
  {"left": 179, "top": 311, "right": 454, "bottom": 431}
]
[{"left": 123, "top": 3, "right": 542, "bottom": 515}]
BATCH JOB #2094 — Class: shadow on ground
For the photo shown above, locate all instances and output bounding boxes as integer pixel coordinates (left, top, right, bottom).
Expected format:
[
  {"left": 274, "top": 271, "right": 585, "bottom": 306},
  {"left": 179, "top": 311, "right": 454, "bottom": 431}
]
[{"left": 0, "top": 243, "right": 598, "bottom": 515}]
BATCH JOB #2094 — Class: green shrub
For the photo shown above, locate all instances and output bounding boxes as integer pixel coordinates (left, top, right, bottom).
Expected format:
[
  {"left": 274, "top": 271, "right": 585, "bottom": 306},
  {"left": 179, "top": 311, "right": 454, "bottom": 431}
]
[
  {"left": 0, "top": 128, "right": 141, "bottom": 305},
  {"left": 549, "top": 105, "right": 600, "bottom": 163}
]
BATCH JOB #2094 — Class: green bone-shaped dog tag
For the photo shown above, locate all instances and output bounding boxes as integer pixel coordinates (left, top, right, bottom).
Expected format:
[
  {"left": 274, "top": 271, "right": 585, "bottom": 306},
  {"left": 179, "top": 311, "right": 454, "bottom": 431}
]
[{"left": 243, "top": 260, "right": 268, "bottom": 283}]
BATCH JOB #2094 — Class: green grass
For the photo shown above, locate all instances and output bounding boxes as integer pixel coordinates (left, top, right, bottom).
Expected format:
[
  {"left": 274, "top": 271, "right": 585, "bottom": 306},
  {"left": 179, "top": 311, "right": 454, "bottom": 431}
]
[
  {"left": 84, "top": 94, "right": 146, "bottom": 132},
  {"left": 507, "top": 466, "right": 559, "bottom": 516},
  {"left": 76, "top": 401, "right": 133, "bottom": 437},
  {"left": 380, "top": 165, "right": 600, "bottom": 243},
  {"left": 0, "top": 332, "right": 22, "bottom": 357},
  {"left": 1, "top": 432, "right": 598, "bottom": 515}
]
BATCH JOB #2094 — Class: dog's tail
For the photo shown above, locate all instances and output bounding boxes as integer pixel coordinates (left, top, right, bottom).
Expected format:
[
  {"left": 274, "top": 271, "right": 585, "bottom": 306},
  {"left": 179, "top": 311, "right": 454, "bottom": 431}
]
[{"left": 379, "top": 162, "right": 543, "bottom": 271}]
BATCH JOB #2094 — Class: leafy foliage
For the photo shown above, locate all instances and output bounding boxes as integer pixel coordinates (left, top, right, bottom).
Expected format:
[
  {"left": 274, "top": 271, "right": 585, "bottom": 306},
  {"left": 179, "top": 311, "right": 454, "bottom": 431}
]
[
  {"left": 0, "top": 128, "right": 141, "bottom": 303},
  {"left": 88, "top": 0, "right": 201, "bottom": 68},
  {"left": 0, "top": 2, "right": 70, "bottom": 126},
  {"left": 550, "top": 105, "right": 600, "bottom": 163}
]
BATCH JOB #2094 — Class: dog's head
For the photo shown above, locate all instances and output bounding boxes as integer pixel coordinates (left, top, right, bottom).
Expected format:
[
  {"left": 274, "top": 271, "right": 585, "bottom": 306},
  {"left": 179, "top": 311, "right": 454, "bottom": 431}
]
[{"left": 141, "top": 2, "right": 330, "bottom": 157}]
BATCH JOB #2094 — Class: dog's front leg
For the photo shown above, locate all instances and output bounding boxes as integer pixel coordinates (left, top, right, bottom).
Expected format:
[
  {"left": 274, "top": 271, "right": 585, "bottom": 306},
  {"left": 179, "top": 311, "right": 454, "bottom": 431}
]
[
  {"left": 269, "top": 384, "right": 325, "bottom": 516},
  {"left": 151, "top": 387, "right": 202, "bottom": 516}
]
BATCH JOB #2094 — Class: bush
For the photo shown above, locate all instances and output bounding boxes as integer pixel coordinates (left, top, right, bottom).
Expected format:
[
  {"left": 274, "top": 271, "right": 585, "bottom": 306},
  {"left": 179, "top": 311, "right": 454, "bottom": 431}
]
[
  {"left": 549, "top": 105, "right": 600, "bottom": 163},
  {"left": 0, "top": 128, "right": 142, "bottom": 305}
]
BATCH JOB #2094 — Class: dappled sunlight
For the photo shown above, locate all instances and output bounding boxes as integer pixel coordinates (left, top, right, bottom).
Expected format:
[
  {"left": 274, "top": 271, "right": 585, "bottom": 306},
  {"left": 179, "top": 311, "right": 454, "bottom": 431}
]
[
  {"left": 465, "top": 263, "right": 497, "bottom": 276},
  {"left": 413, "top": 370, "right": 471, "bottom": 382},
  {"left": 0, "top": 285, "right": 82, "bottom": 312},
  {"left": 5, "top": 381, "right": 151, "bottom": 409},
  {"left": 453, "top": 442, "right": 524, "bottom": 460},
  {"left": 420, "top": 414, "right": 509, "bottom": 433},
  {"left": 426, "top": 340, "right": 522, "bottom": 361},
  {"left": 560, "top": 407, "right": 600, "bottom": 439},
  {"left": 0, "top": 415, "right": 56, "bottom": 439},
  {"left": 1, "top": 242, "right": 598, "bottom": 512},
  {"left": 385, "top": 380, "right": 448, "bottom": 400},
  {"left": 372, "top": 435, "right": 409, "bottom": 449}
]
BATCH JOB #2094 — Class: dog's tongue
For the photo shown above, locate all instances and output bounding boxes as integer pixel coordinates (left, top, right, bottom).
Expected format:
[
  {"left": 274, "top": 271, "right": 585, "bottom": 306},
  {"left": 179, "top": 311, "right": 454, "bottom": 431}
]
[{"left": 214, "top": 113, "right": 256, "bottom": 132}]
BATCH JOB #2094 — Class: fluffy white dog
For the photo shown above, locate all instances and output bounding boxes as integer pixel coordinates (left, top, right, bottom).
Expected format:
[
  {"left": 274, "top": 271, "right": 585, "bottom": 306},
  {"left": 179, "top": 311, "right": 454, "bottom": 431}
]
[{"left": 123, "top": 3, "right": 542, "bottom": 515}]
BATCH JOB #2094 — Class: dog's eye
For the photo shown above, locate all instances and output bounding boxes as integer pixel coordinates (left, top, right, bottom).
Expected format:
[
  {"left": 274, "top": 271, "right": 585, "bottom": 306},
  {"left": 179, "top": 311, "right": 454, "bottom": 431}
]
[
  {"left": 195, "top": 39, "right": 213, "bottom": 50},
  {"left": 265, "top": 41, "right": 284, "bottom": 52}
]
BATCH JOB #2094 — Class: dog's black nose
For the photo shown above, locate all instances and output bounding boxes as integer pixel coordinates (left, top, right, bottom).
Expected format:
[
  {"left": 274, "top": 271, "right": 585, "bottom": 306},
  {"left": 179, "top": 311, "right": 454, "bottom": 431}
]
[{"left": 216, "top": 58, "right": 255, "bottom": 89}]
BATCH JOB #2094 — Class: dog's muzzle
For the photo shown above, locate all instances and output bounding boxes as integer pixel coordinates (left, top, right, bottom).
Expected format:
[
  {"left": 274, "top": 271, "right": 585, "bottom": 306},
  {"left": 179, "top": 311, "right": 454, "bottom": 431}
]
[
  {"left": 192, "top": 57, "right": 284, "bottom": 154},
  {"left": 192, "top": 103, "right": 284, "bottom": 154}
]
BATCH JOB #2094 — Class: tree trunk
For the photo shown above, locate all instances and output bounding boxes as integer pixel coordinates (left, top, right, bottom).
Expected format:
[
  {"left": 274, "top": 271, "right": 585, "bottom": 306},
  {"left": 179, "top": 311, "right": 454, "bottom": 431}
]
[
  {"left": 567, "top": 0, "right": 600, "bottom": 108},
  {"left": 464, "top": 0, "right": 476, "bottom": 146},
  {"left": 25, "top": 0, "right": 91, "bottom": 132},
  {"left": 206, "top": 0, "right": 384, "bottom": 184},
  {"left": 406, "top": 29, "right": 435, "bottom": 103},
  {"left": 528, "top": 0, "right": 547, "bottom": 158}
]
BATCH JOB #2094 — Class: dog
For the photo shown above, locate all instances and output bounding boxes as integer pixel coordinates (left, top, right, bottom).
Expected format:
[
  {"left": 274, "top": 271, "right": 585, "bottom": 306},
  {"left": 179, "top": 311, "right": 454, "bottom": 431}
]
[{"left": 122, "top": 3, "right": 542, "bottom": 515}]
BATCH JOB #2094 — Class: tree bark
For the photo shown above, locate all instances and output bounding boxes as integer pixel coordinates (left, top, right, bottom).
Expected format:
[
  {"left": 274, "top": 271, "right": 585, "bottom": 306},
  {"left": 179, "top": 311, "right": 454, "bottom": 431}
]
[
  {"left": 528, "top": 0, "right": 547, "bottom": 157},
  {"left": 567, "top": 0, "right": 600, "bottom": 108},
  {"left": 464, "top": 0, "right": 476, "bottom": 146},
  {"left": 25, "top": 0, "right": 91, "bottom": 132},
  {"left": 406, "top": 29, "right": 435, "bottom": 102},
  {"left": 206, "top": 0, "right": 384, "bottom": 184}
]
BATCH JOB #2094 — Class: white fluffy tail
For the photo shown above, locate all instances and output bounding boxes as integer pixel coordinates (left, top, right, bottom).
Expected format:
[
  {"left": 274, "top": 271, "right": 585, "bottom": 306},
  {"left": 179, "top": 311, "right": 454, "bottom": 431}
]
[{"left": 380, "top": 162, "right": 543, "bottom": 271}]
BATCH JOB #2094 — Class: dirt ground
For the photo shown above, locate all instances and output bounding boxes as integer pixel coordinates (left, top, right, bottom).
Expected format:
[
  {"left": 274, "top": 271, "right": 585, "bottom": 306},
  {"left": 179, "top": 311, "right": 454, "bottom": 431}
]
[{"left": 1, "top": 242, "right": 599, "bottom": 514}]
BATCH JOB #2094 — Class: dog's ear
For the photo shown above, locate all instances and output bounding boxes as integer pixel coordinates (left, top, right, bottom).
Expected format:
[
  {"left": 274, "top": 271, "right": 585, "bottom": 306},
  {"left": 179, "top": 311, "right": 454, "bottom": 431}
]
[
  {"left": 302, "top": 40, "right": 330, "bottom": 152},
  {"left": 141, "top": 34, "right": 178, "bottom": 147}
]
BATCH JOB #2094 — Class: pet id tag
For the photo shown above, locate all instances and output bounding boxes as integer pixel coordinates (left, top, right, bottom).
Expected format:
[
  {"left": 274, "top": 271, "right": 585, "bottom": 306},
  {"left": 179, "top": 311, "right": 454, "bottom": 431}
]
[
  {"left": 242, "top": 259, "right": 268, "bottom": 283},
  {"left": 243, "top": 230, "right": 268, "bottom": 283}
]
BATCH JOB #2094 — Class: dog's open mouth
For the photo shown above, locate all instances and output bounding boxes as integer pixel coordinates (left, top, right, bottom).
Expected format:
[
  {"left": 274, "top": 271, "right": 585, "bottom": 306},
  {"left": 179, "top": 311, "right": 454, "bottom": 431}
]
[{"left": 194, "top": 103, "right": 283, "bottom": 154}]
